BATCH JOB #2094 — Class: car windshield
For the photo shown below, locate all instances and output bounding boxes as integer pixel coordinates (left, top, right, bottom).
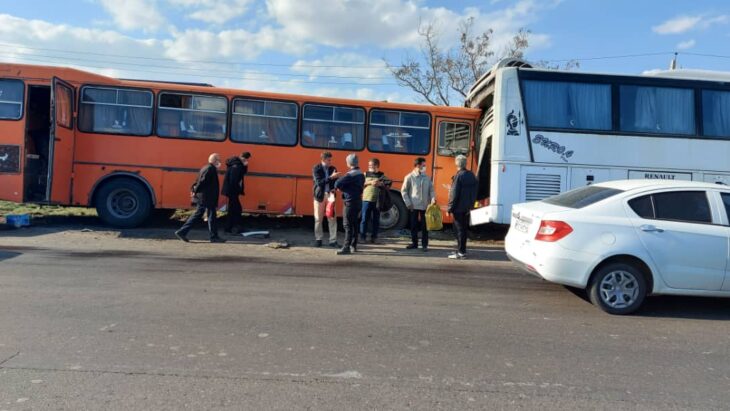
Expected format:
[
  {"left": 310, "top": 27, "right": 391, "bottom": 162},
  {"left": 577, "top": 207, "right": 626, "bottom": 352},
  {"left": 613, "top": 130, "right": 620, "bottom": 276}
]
[{"left": 543, "top": 185, "right": 624, "bottom": 209}]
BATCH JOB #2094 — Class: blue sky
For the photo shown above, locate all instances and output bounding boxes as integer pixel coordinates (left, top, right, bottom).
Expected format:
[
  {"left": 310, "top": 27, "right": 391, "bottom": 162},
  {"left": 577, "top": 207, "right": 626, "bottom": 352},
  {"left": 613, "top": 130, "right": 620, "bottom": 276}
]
[{"left": 1, "top": 0, "right": 728, "bottom": 104}]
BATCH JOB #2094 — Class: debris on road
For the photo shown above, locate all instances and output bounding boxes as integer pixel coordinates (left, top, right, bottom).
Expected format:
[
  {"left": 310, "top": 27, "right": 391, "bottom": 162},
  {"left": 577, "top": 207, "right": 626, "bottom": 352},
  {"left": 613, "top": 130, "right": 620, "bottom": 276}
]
[
  {"left": 242, "top": 230, "right": 270, "bottom": 238},
  {"left": 266, "top": 239, "right": 290, "bottom": 249}
]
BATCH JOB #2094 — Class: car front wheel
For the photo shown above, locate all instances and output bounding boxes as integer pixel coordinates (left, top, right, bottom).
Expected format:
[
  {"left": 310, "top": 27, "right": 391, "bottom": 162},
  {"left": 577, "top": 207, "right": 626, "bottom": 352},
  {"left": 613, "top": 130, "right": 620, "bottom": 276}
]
[{"left": 588, "top": 263, "right": 647, "bottom": 315}]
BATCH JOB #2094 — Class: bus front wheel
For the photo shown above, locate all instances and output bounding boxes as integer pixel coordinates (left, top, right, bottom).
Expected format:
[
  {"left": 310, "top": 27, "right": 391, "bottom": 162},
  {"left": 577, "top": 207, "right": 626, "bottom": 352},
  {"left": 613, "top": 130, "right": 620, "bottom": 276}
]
[
  {"left": 95, "top": 178, "right": 152, "bottom": 228},
  {"left": 379, "top": 191, "right": 408, "bottom": 231}
]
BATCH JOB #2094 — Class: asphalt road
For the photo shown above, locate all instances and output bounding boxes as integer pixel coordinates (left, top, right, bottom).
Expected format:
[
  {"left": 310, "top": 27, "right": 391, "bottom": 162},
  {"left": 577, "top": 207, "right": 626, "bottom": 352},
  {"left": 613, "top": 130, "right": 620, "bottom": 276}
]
[{"left": 1, "top": 223, "right": 729, "bottom": 410}]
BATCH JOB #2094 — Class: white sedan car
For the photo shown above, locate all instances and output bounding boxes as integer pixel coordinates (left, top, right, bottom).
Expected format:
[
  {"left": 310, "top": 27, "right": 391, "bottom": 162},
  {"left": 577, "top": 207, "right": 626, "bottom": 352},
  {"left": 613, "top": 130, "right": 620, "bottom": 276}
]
[{"left": 505, "top": 180, "right": 730, "bottom": 315}]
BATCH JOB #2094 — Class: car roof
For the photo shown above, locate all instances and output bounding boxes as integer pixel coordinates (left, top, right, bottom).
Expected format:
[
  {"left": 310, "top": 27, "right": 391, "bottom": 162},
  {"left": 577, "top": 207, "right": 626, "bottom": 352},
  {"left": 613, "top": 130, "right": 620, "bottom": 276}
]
[{"left": 594, "top": 179, "right": 728, "bottom": 192}]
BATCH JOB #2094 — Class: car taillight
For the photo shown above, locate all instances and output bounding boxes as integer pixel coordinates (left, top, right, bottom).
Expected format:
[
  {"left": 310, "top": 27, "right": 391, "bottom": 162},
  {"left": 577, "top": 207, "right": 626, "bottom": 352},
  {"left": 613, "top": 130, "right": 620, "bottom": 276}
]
[{"left": 535, "top": 220, "right": 573, "bottom": 242}]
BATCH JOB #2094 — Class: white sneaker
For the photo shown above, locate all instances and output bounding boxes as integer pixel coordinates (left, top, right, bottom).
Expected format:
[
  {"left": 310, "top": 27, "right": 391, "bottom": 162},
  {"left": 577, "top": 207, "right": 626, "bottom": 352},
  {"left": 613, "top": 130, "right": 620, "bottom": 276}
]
[{"left": 448, "top": 252, "right": 466, "bottom": 260}]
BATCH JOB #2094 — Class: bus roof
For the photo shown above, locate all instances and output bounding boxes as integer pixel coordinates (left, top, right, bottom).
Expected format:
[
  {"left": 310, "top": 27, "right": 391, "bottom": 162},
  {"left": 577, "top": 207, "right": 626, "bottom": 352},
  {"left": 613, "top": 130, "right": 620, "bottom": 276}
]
[{"left": 0, "top": 62, "right": 481, "bottom": 118}]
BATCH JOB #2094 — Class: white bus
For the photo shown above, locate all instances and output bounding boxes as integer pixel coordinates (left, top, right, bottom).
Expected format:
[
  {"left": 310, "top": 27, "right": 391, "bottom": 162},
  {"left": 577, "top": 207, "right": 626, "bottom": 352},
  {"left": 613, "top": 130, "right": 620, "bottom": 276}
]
[{"left": 466, "top": 58, "right": 730, "bottom": 225}]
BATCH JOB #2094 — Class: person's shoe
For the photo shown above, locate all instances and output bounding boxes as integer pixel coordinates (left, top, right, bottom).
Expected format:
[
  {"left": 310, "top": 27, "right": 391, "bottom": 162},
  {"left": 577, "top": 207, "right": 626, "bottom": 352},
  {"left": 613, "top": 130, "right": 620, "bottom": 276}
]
[
  {"left": 405, "top": 244, "right": 418, "bottom": 250},
  {"left": 223, "top": 229, "right": 232, "bottom": 234},
  {"left": 210, "top": 237, "right": 227, "bottom": 243},
  {"left": 313, "top": 240, "right": 323, "bottom": 247},
  {"left": 174, "top": 230, "right": 189, "bottom": 243},
  {"left": 448, "top": 252, "right": 466, "bottom": 259},
  {"left": 336, "top": 247, "right": 351, "bottom": 255},
  {"left": 352, "top": 244, "right": 357, "bottom": 253},
  {"left": 369, "top": 237, "right": 377, "bottom": 244},
  {"left": 329, "top": 241, "right": 340, "bottom": 248},
  {"left": 422, "top": 246, "right": 428, "bottom": 252}
]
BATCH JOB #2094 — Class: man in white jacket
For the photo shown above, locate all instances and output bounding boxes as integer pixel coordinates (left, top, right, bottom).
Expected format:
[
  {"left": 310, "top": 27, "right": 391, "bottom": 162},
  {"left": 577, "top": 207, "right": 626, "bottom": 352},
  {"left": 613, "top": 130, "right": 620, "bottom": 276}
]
[{"left": 401, "top": 157, "right": 435, "bottom": 252}]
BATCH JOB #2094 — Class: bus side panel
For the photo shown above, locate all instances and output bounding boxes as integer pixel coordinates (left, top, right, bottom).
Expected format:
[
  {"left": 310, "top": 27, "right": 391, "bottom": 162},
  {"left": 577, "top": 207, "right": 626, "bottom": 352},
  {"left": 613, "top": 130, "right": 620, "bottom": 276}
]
[
  {"left": 0, "top": 119, "right": 26, "bottom": 203},
  {"left": 72, "top": 164, "right": 163, "bottom": 208},
  {"left": 160, "top": 169, "right": 205, "bottom": 209},
  {"left": 243, "top": 176, "right": 296, "bottom": 215}
]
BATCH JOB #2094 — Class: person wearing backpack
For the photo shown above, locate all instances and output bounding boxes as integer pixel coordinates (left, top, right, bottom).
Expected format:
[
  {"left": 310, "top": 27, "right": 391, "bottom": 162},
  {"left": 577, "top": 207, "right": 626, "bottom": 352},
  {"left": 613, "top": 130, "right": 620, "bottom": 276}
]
[
  {"left": 360, "top": 158, "right": 391, "bottom": 244},
  {"left": 447, "top": 155, "right": 478, "bottom": 259}
]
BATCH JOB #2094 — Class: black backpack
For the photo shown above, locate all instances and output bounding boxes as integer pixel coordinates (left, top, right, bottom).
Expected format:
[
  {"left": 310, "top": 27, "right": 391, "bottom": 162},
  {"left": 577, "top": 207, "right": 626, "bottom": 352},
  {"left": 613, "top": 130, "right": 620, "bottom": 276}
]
[{"left": 376, "top": 187, "right": 393, "bottom": 212}]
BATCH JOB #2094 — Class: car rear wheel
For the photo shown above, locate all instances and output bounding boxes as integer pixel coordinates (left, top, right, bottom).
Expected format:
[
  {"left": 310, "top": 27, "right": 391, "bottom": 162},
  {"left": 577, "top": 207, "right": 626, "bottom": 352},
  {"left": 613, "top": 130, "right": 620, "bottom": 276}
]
[{"left": 589, "top": 263, "right": 647, "bottom": 315}]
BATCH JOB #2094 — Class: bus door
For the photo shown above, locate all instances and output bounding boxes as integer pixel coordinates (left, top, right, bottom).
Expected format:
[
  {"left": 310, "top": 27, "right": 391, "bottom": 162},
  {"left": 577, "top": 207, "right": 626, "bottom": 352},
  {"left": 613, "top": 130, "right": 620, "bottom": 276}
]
[
  {"left": 47, "top": 77, "right": 75, "bottom": 203},
  {"left": 432, "top": 118, "right": 473, "bottom": 211}
]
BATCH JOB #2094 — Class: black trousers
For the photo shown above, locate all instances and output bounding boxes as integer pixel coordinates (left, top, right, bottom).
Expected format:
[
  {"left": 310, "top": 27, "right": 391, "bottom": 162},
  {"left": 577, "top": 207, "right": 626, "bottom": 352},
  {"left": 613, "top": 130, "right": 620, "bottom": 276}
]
[
  {"left": 453, "top": 212, "right": 469, "bottom": 254},
  {"left": 343, "top": 200, "right": 362, "bottom": 249},
  {"left": 225, "top": 195, "right": 242, "bottom": 232},
  {"left": 410, "top": 209, "right": 428, "bottom": 247},
  {"left": 178, "top": 204, "right": 218, "bottom": 240}
]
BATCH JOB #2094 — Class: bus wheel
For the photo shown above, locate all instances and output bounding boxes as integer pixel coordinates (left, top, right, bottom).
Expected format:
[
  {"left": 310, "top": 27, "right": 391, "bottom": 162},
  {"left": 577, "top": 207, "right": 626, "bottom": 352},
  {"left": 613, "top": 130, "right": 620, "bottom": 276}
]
[
  {"left": 95, "top": 178, "right": 152, "bottom": 228},
  {"left": 379, "top": 192, "right": 408, "bottom": 231}
]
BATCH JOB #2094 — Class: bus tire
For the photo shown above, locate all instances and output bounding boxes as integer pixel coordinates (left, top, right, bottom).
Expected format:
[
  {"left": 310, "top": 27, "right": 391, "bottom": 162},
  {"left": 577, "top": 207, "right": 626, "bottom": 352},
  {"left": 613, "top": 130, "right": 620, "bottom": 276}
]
[
  {"left": 379, "top": 191, "right": 409, "bottom": 231},
  {"left": 95, "top": 178, "right": 152, "bottom": 228}
]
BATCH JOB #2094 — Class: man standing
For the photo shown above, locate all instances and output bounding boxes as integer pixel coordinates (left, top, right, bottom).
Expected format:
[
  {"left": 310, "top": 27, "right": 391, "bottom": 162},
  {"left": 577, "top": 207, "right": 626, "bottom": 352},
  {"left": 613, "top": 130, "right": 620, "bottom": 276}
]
[
  {"left": 312, "top": 152, "right": 341, "bottom": 247},
  {"left": 222, "top": 152, "right": 251, "bottom": 234},
  {"left": 447, "top": 155, "right": 478, "bottom": 259},
  {"left": 360, "top": 158, "right": 390, "bottom": 244},
  {"left": 175, "top": 153, "right": 226, "bottom": 243},
  {"left": 401, "top": 157, "right": 435, "bottom": 252},
  {"left": 334, "top": 154, "right": 365, "bottom": 255}
]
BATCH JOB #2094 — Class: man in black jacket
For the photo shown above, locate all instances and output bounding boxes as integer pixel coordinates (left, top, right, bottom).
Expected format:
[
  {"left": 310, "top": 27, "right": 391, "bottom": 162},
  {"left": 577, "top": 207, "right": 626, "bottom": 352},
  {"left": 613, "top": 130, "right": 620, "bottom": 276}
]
[
  {"left": 222, "top": 152, "right": 251, "bottom": 234},
  {"left": 175, "top": 153, "right": 226, "bottom": 243},
  {"left": 447, "top": 155, "right": 478, "bottom": 259},
  {"left": 334, "top": 154, "right": 365, "bottom": 255},
  {"left": 312, "top": 152, "right": 341, "bottom": 247}
]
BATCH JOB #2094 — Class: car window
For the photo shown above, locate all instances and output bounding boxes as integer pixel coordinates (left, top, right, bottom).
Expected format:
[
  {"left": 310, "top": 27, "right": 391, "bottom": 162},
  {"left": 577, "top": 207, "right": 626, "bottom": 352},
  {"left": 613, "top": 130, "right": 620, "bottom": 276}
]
[
  {"left": 722, "top": 193, "right": 730, "bottom": 221},
  {"left": 543, "top": 185, "right": 623, "bottom": 209},
  {"left": 628, "top": 195, "right": 654, "bottom": 219},
  {"left": 652, "top": 191, "right": 711, "bottom": 224}
]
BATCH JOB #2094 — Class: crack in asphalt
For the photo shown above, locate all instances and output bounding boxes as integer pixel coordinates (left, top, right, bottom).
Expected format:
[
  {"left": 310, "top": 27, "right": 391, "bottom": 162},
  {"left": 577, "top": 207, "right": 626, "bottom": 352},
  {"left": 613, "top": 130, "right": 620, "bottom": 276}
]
[{"left": 0, "top": 351, "right": 20, "bottom": 367}]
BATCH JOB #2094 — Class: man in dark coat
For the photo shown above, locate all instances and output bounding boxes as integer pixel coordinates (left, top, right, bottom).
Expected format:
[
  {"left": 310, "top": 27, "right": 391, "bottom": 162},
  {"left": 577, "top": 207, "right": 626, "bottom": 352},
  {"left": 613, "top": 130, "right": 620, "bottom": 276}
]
[
  {"left": 312, "top": 151, "right": 341, "bottom": 247},
  {"left": 334, "top": 154, "right": 365, "bottom": 255},
  {"left": 222, "top": 152, "right": 251, "bottom": 234},
  {"left": 175, "top": 153, "right": 226, "bottom": 243},
  {"left": 447, "top": 155, "right": 478, "bottom": 259}
]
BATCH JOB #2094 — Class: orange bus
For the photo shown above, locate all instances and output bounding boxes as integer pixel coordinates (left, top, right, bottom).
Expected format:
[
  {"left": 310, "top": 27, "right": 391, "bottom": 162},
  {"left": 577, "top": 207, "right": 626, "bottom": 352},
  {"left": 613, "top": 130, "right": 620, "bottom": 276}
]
[{"left": 0, "top": 63, "right": 481, "bottom": 230}]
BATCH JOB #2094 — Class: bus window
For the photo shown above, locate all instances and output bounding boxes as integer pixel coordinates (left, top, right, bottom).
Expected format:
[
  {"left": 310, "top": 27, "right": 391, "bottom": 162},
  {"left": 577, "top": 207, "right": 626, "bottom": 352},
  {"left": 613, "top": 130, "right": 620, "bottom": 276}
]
[
  {"left": 522, "top": 80, "right": 611, "bottom": 131},
  {"left": 301, "top": 104, "right": 365, "bottom": 150},
  {"left": 0, "top": 79, "right": 24, "bottom": 120},
  {"left": 157, "top": 92, "right": 227, "bottom": 141},
  {"left": 55, "top": 83, "right": 73, "bottom": 129},
  {"left": 438, "top": 122, "right": 470, "bottom": 156},
  {"left": 368, "top": 109, "right": 430, "bottom": 155},
  {"left": 79, "top": 87, "right": 153, "bottom": 135},
  {"left": 620, "top": 85, "right": 695, "bottom": 135},
  {"left": 231, "top": 98, "right": 297, "bottom": 146},
  {"left": 701, "top": 90, "right": 730, "bottom": 139}
]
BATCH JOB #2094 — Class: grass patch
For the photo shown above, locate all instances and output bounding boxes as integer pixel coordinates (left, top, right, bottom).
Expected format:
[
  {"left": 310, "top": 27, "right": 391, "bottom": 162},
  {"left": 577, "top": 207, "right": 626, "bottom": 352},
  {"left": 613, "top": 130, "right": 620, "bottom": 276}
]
[{"left": 0, "top": 200, "right": 97, "bottom": 221}]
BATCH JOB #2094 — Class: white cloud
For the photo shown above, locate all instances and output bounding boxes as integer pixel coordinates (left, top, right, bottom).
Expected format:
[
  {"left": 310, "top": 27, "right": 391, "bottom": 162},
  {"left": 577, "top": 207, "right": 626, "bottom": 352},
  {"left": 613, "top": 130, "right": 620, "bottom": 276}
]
[
  {"left": 676, "top": 39, "right": 696, "bottom": 50},
  {"left": 167, "top": 0, "right": 254, "bottom": 24},
  {"left": 290, "top": 53, "right": 390, "bottom": 82},
  {"left": 653, "top": 14, "right": 728, "bottom": 35},
  {"left": 98, "top": 0, "right": 167, "bottom": 32},
  {"left": 266, "top": 0, "right": 555, "bottom": 51}
]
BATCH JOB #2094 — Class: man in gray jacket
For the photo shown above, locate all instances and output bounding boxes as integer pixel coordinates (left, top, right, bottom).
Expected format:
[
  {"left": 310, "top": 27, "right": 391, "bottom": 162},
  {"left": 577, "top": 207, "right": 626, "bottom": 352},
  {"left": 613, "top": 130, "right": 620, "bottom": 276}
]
[{"left": 401, "top": 157, "right": 435, "bottom": 252}]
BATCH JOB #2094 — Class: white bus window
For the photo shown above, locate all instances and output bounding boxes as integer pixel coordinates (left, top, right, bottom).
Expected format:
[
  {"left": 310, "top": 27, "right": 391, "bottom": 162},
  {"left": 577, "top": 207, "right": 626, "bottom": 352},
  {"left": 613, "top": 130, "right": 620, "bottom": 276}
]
[
  {"left": 620, "top": 85, "right": 695, "bottom": 135},
  {"left": 79, "top": 87, "right": 153, "bottom": 136},
  {"left": 522, "top": 80, "right": 611, "bottom": 131},
  {"left": 438, "top": 122, "right": 470, "bottom": 156},
  {"left": 157, "top": 93, "right": 227, "bottom": 141},
  {"left": 231, "top": 99, "right": 297, "bottom": 146},
  {"left": 702, "top": 90, "right": 730, "bottom": 139},
  {"left": 301, "top": 104, "right": 365, "bottom": 150},
  {"left": 0, "top": 79, "right": 24, "bottom": 120}
]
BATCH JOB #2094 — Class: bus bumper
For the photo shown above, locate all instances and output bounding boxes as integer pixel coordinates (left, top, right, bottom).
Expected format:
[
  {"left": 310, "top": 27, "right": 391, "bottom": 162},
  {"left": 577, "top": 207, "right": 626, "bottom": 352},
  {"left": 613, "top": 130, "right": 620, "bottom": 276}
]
[{"left": 470, "top": 205, "right": 500, "bottom": 226}]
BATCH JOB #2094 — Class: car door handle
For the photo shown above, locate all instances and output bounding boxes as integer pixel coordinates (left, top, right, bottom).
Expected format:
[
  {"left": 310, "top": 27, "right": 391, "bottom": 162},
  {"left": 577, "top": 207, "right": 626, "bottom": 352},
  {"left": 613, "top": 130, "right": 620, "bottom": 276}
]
[{"left": 640, "top": 224, "right": 664, "bottom": 233}]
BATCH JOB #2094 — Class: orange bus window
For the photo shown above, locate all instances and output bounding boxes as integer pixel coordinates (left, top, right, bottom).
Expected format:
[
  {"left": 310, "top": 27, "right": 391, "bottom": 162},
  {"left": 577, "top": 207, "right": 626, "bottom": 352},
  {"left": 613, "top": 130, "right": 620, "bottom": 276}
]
[
  {"left": 55, "top": 84, "right": 73, "bottom": 129},
  {"left": 301, "top": 104, "right": 364, "bottom": 150},
  {"left": 79, "top": 86, "right": 153, "bottom": 135},
  {"left": 368, "top": 109, "right": 431, "bottom": 155},
  {"left": 0, "top": 79, "right": 24, "bottom": 120},
  {"left": 231, "top": 98, "right": 297, "bottom": 146},
  {"left": 158, "top": 92, "right": 227, "bottom": 141}
]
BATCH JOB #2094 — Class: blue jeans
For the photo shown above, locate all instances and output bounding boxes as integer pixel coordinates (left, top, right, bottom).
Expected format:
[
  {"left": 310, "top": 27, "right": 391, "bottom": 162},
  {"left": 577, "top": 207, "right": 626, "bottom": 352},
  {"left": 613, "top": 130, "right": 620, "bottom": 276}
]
[{"left": 360, "top": 201, "right": 380, "bottom": 240}]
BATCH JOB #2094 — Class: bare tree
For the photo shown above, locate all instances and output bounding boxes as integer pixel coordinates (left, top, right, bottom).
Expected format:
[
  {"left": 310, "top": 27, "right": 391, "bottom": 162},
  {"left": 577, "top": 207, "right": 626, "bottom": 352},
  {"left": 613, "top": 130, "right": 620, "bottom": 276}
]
[{"left": 387, "top": 18, "right": 577, "bottom": 106}]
